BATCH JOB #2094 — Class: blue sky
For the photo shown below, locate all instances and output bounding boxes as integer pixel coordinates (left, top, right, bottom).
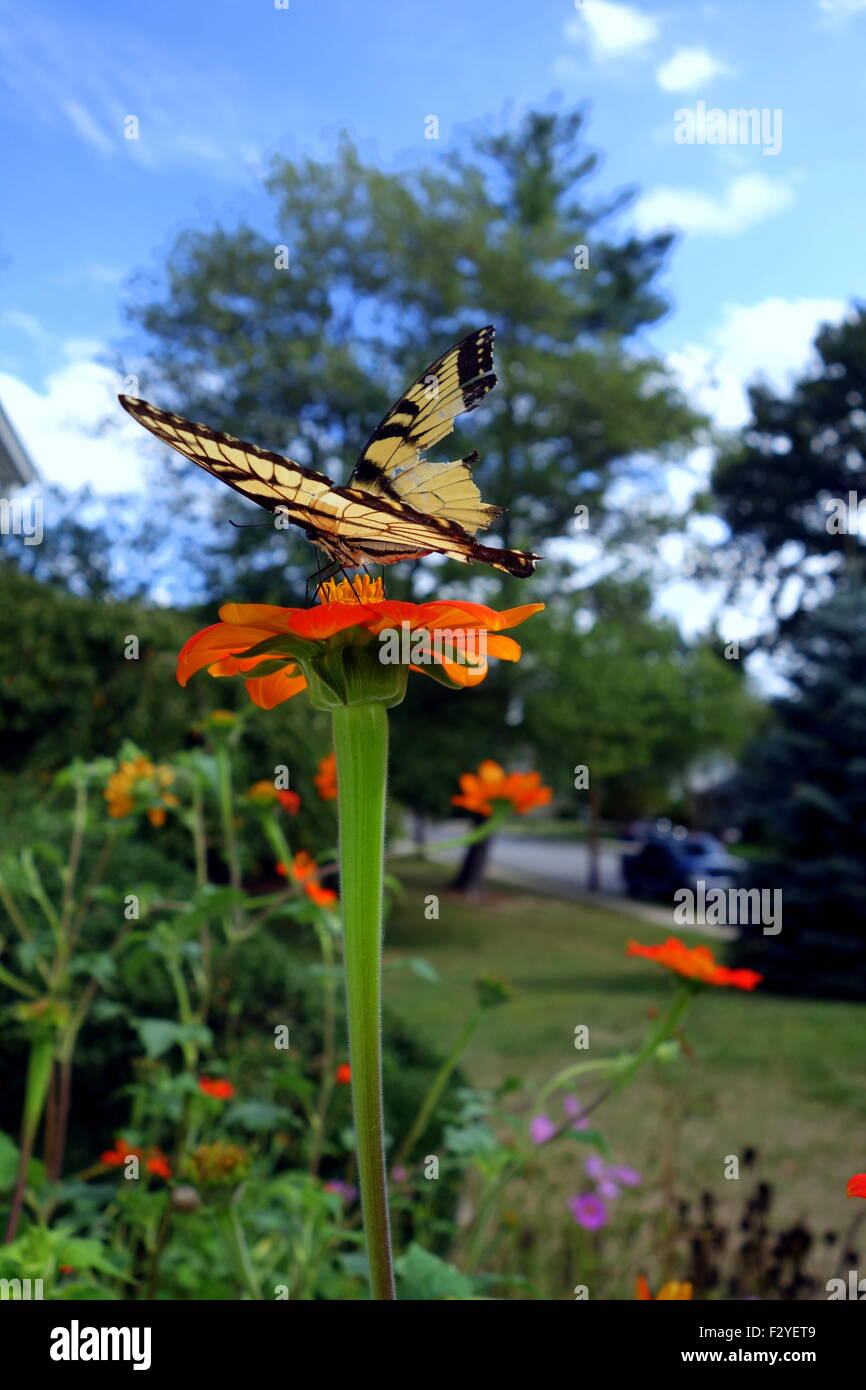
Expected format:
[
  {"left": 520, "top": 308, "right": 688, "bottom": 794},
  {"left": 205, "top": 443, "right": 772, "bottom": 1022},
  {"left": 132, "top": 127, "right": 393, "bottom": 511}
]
[{"left": 1, "top": 0, "right": 865, "bottom": 645}]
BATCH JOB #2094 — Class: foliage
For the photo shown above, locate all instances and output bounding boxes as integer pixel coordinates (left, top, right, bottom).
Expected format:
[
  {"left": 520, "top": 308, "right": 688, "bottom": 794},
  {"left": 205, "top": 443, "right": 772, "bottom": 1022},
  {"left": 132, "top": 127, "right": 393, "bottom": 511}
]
[
  {"left": 707, "top": 303, "right": 866, "bottom": 637},
  {"left": 729, "top": 585, "right": 866, "bottom": 997}
]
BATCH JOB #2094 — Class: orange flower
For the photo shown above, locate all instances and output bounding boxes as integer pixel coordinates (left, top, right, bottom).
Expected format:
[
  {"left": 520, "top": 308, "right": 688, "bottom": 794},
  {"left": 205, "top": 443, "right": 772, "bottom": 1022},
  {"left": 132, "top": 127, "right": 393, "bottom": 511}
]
[
  {"left": 452, "top": 759, "right": 553, "bottom": 818},
  {"left": 336, "top": 1063, "right": 351, "bottom": 1085},
  {"left": 627, "top": 937, "right": 762, "bottom": 991},
  {"left": 246, "top": 780, "right": 300, "bottom": 814},
  {"left": 99, "top": 1138, "right": 170, "bottom": 1179},
  {"left": 198, "top": 1077, "right": 235, "bottom": 1100},
  {"left": 100, "top": 1137, "right": 142, "bottom": 1166},
  {"left": 146, "top": 1149, "right": 172, "bottom": 1179},
  {"left": 288, "top": 850, "right": 338, "bottom": 906},
  {"left": 314, "top": 752, "right": 338, "bottom": 801},
  {"left": 636, "top": 1276, "right": 693, "bottom": 1300},
  {"left": 105, "top": 755, "right": 179, "bottom": 825},
  {"left": 176, "top": 575, "right": 544, "bottom": 710},
  {"left": 847, "top": 1174, "right": 866, "bottom": 1198}
]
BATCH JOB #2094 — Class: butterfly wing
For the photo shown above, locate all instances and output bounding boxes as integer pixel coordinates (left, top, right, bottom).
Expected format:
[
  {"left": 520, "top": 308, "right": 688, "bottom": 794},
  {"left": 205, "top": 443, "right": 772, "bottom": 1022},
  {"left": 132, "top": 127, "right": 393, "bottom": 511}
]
[
  {"left": 117, "top": 395, "right": 336, "bottom": 518},
  {"left": 119, "top": 374, "right": 539, "bottom": 579},
  {"left": 349, "top": 325, "right": 502, "bottom": 534}
]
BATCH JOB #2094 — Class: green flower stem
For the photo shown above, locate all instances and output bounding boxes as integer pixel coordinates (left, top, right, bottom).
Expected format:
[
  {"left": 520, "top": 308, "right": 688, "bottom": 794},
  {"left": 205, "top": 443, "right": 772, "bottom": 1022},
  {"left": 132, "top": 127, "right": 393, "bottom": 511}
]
[
  {"left": 219, "top": 1197, "right": 261, "bottom": 1300},
  {"left": 394, "top": 1012, "right": 481, "bottom": 1170},
  {"left": 5, "top": 1035, "right": 54, "bottom": 1242},
  {"left": 215, "top": 741, "right": 243, "bottom": 936},
  {"left": 332, "top": 701, "right": 395, "bottom": 1301},
  {"left": 415, "top": 805, "right": 513, "bottom": 856},
  {"left": 462, "top": 985, "right": 696, "bottom": 1274}
]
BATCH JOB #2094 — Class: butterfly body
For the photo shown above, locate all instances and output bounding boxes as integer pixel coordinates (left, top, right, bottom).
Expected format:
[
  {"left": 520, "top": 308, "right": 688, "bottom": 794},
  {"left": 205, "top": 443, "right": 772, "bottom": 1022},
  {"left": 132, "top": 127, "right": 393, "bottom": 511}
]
[{"left": 119, "top": 326, "right": 539, "bottom": 580}]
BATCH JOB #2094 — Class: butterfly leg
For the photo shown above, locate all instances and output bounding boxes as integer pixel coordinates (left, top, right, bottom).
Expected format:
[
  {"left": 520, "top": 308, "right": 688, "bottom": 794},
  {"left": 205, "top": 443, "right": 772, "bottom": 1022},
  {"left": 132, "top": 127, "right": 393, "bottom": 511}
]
[{"left": 305, "top": 557, "right": 341, "bottom": 605}]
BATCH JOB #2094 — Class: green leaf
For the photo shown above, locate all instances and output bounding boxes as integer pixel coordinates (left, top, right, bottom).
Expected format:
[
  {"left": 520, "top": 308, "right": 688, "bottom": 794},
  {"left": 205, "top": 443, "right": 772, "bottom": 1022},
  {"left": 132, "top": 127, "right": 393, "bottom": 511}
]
[
  {"left": 0, "top": 1131, "right": 19, "bottom": 1189},
  {"left": 408, "top": 956, "right": 440, "bottom": 984},
  {"left": 131, "top": 1018, "right": 211, "bottom": 1060},
  {"left": 395, "top": 1243, "right": 475, "bottom": 1301}
]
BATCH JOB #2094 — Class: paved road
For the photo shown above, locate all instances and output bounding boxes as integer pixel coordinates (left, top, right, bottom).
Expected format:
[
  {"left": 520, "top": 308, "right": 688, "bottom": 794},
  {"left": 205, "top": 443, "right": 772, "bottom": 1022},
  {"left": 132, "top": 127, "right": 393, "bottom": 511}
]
[{"left": 398, "top": 824, "right": 735, "bottom": 938}]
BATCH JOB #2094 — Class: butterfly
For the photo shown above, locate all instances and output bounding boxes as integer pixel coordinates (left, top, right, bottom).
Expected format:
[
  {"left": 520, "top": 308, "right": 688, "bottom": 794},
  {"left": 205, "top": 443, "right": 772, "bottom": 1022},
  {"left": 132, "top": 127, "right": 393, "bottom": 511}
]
[{"left": 118, "top": 326, "right": 539, "bottom": 585}]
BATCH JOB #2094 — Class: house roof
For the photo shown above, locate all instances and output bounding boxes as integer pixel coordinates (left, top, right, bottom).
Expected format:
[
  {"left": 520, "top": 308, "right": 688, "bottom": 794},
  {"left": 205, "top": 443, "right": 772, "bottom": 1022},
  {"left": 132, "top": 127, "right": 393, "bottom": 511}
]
[{"left": 0, "top": 396, "right": 38, "bottom": 489}]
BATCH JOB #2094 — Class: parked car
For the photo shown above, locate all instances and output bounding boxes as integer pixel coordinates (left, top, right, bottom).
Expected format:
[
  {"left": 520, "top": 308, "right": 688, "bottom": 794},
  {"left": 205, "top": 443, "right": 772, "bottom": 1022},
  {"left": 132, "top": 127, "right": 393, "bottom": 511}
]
[{"left": 622, "top": 830, "right": 744, "bottom": 901}]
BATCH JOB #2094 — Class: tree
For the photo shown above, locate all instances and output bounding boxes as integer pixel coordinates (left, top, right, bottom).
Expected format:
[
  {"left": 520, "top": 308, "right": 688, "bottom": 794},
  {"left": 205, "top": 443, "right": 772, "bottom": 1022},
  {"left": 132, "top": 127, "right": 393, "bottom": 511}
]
[
  {"left": 707, "top": 304, "right": 866, "bottom": 639},
  {"left": 520, "top": 581, "right": 759, "bottom": 887},
  {"left": 123, "top": 109, "right": 702, "bottom": 607},
  {"left": 728, "top": 585, "right": 866, "bottom": 998}
]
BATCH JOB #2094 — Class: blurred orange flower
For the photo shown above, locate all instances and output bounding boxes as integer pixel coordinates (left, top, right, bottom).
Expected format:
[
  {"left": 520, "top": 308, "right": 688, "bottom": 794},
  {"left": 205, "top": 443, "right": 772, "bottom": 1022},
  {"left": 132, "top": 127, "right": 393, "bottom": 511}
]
[
  {"left": 198, "top": 1077, "right": 235, "bottom": 1100},
  {"left": 99, "top": 1137, "right": 171, "bottom": 1179},
  {"left": 105, "top": 756, "right": 179, "bottom": 826},
  {"left": 847, "top": 1174, "right": 866, "bottom": 1198},
  {"left": 636, "top": 1276, "right": 693, "bottom": 1300},
  {"left": 627, "top": 937, "right": 762, "bottom": 991},
  {"left": 336, "top": 1063, "right": 351, "bottom": 1085},
  {"left": 452, "top": 759, "right": 553, "bottom": 818},
  {"left": 286, "top": 850, "right": 338, "bottom": 906},
  {"left": 177, "top": 575, "right": 543, "bottom": 709},
  {"left": 314, "top": 752, "right": 338, "bottom": 801},
  {"left": 246, "top": 780, "right": 300, "bottom": 814}
]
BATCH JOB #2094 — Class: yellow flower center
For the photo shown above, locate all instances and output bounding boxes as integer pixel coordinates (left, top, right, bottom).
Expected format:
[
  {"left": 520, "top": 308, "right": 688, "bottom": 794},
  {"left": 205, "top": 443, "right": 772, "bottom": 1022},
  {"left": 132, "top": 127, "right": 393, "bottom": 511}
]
[{"left": 317, "top": 574, "right": 384, "bottom": 605}]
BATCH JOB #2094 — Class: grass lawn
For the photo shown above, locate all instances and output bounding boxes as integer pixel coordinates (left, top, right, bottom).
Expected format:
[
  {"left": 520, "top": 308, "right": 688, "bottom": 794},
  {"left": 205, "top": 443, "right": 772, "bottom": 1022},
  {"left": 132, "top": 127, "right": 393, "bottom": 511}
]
[{"left": 383, "top": 858, "right": 866, "bottom": 1256}]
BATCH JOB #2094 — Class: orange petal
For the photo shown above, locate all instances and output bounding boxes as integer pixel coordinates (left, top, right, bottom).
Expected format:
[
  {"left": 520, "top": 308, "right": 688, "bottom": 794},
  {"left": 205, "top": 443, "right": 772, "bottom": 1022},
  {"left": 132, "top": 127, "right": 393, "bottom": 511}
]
[{"left": 245, "top": 668, "right": 308, "bottom": 709}]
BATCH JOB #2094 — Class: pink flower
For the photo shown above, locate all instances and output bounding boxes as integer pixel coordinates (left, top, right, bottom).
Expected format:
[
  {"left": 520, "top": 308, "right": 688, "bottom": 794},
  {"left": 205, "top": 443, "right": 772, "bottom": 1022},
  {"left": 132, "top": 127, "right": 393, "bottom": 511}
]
[
  {"left": 530, "top": 1115, "right": 556, "bottom": 1145},
  {"left": 610, "top": 1164, "right": 641, "bottom": 1187},
  {"left": 563, "top": 1094, "right": 589, "bottom": 1129},
  {"left": 568, "top": 1193, "right": 608, "bottom": 1230}
]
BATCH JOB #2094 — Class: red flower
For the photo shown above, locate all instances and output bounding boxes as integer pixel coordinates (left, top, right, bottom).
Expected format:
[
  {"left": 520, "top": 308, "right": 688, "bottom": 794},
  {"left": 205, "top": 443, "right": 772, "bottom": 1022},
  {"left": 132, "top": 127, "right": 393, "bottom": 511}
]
[
  {"left": 99, "top": 1137, "right": 142, "bottom": 1166},
  {"left": 146, "top": 1149, "right": 172, "bottom": 1179},
  {"left": 627, "top": 937, "right": 762, "bottom": 991},
  {"left": 336, "top": 1063, "right": 351, "bottom": 1085},
  {"left": 847, "top": 1174, "right": 866, "bottom": 1198},
  {"left": 289, "top": 850, "right": 338, "bottom": 906},
  {"left": 199, "top": 1077, "right": 235, "bottom": 1100},
  {"left": 314, "top": 752, "right": 338, "bottom": 801},
  {"left": 277, "top": 788, "right": 301, "bottom": 814},
  {"left": 177, "top": 575, "right": 544, "bottom": 709}
]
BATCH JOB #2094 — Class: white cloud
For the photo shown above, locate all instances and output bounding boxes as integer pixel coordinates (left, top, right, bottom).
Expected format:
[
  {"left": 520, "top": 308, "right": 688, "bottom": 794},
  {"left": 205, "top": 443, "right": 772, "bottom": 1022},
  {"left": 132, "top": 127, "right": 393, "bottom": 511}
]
[
  {"left": 634, "top": 172, "right": 796, "bottom": 237},
  {"left": 818, "top": 0, "right": 866, "bottom": 16},
  {"left": 62, "top": 98, "right": 113, "bottom": 155},
  {"left": 0, "top": 7, "right": 286, "bottom": 176},
  {"left": 656, "top": 46, "right": 732, "bottom": 92},
  {"left": 562, "top": 1, "right": 659, "bottom": 61},
  {"left": 0, "top": 352, "right": 150, "bottom": 492},
  {"left": 0, "top": 309, "right": 52, "bottom": 345},
  {"left": 669, "top": 296, "right": 848, "bottom": 431}
]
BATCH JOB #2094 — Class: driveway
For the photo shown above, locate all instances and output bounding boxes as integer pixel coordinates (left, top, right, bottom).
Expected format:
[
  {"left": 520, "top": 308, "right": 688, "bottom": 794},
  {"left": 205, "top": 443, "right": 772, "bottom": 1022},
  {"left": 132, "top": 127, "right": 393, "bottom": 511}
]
[{"left": 397, "top": 824, "right": 735, "bottom": 939}]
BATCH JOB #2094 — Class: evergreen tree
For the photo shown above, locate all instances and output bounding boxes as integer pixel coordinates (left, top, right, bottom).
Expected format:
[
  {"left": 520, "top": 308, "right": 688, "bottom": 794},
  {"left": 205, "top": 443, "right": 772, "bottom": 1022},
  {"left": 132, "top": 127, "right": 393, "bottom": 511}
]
[{"left": 729, "top": 585, "right": 866, "bottom": 998}]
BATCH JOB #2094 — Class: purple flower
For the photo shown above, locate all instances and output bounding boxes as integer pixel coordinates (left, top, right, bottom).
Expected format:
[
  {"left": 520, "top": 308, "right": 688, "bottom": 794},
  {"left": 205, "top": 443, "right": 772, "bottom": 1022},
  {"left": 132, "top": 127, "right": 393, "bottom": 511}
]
[
  {"left": 390, "top": 1165, "right": 408, "bottom": 1182},
  {"left": 568, "top": 1193, "right": 608, "bottom": 1230},
  {"left": 324, "top": 1180, "right": 358, "bottom": 1203},
  {"left": 609, "top": 1164, "right": 641, "bottom": 1188},
  {"left": 530, "top": 1114, "right": 556, "bottom": 1145},
  {"left": 598, "top": 1178, "right": 621, "bottom": 1200},
  {"left": 563, "top": 1094, "right": 589, "bottom": 1129},
  {"left": 584, "top": 1154, "right": 607, "bottom": 1181}
]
